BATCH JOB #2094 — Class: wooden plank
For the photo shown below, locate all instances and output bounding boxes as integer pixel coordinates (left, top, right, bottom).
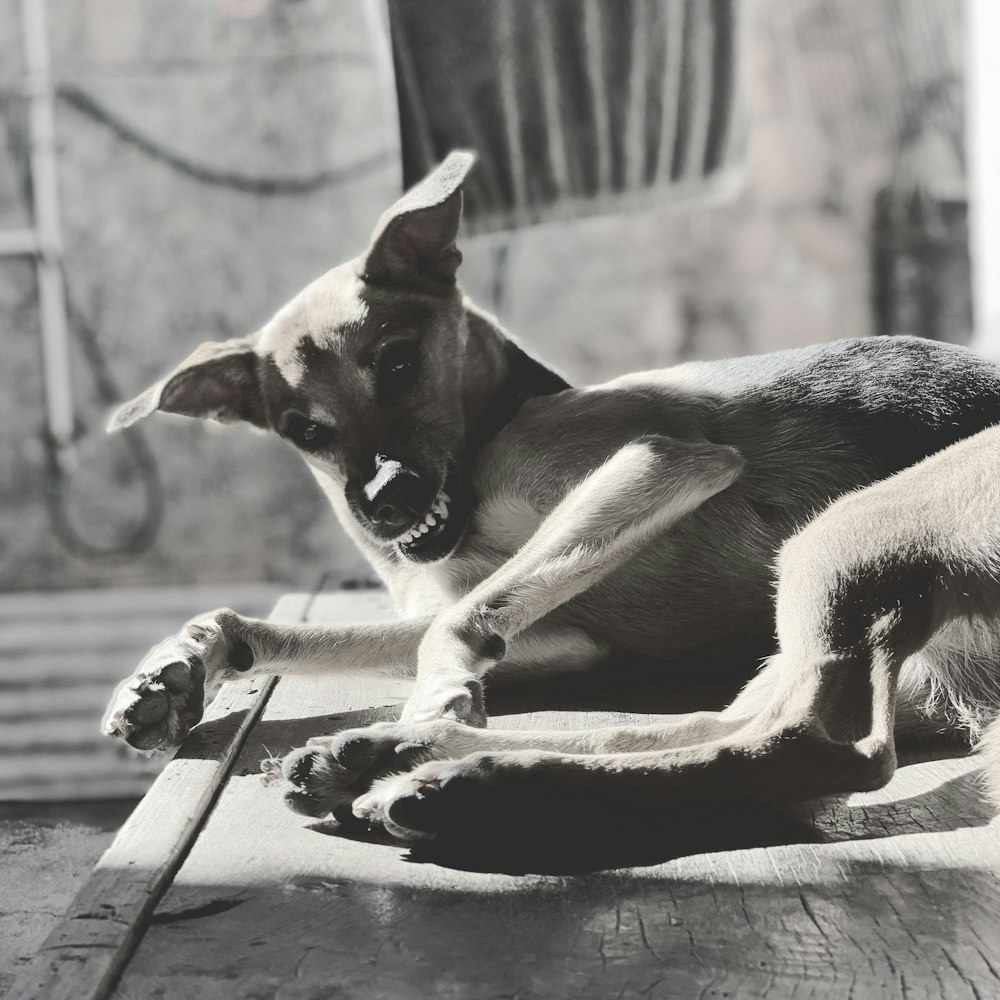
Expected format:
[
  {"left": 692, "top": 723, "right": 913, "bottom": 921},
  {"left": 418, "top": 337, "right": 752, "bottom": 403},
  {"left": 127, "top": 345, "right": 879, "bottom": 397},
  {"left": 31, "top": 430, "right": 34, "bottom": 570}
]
[
  {"left": 0, "top": 773, "right": 157, "bottom": 803},
  {"left": 0, "top": 751, "right": 162, "bottom": 800},
  {"left": 0, "top": 621, "right": 229, "bottom": 656},
  {"left": 6, "top": 593, "right": 311, "bottom": 1000},
  {"left": 0, "top": 584, "right": 284, "bottom": 622},
  {"left": 0, "top": 681, "right": 147, "bottom": 718},
  {"left": 111, "top": 593, "right": 1000, "bottom": 1000}
]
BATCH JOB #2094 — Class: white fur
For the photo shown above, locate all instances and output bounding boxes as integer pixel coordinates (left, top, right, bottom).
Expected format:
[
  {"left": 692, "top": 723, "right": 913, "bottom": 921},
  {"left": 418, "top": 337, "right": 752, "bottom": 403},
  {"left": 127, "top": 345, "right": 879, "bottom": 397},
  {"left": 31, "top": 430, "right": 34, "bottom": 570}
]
[{"left": 258, "top": 262, "right": 369, "bottom": 387}]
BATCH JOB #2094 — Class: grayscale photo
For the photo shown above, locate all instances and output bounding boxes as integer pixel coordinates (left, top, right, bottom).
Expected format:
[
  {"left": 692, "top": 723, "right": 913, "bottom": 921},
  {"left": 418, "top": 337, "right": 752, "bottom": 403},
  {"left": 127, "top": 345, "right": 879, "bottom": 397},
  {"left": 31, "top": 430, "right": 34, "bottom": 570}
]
[{"left": 2, "top": 1, "right": 999, "bottom": 997}]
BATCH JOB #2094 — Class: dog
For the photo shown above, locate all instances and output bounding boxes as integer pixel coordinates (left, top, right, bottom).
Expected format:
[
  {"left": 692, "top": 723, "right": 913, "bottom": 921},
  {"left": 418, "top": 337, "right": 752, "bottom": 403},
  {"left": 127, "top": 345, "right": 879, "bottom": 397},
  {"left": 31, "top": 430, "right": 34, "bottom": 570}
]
[{"left": 104, "top": 152, "right": 1000, "bottom": 847}]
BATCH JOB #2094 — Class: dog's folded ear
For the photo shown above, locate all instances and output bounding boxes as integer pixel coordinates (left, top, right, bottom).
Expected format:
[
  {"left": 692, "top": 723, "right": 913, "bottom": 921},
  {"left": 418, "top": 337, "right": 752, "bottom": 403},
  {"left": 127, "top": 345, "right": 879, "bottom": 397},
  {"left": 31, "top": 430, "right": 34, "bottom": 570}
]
[
  {"left": 361, "top": 150, "right": 474, "bottom": 293},
  {"left": 107, "top": 336, "right": 264, "bottom": 432}
]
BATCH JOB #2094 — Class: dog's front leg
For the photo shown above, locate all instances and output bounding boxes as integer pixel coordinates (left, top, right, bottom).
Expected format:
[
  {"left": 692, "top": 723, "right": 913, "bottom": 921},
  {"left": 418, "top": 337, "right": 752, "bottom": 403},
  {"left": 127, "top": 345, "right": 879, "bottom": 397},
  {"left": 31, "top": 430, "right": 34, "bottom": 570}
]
[
  {"left": 103, "top": 610, "right": 430, "bottom": 752},
  {"left": 402, "top": 436, "right": 745, "bottom": 726}
]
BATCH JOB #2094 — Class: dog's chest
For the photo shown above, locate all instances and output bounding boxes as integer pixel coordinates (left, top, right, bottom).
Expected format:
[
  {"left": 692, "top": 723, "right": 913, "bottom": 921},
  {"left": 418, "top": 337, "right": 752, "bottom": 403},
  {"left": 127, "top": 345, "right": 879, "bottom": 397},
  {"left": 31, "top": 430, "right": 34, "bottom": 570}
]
[
  {"left": 383, "top": 496, "right": 542, "bottom": 614},
  {"left": 470, "top": 491, "right": 543, "bottom": 553}
]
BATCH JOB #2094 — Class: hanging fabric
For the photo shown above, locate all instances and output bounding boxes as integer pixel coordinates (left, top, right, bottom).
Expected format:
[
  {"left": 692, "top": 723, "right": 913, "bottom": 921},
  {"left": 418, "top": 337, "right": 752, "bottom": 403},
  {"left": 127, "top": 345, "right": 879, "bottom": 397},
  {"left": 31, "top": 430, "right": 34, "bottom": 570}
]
[{"left": 387, "top": 0, "right": 747, "bottom": 233}]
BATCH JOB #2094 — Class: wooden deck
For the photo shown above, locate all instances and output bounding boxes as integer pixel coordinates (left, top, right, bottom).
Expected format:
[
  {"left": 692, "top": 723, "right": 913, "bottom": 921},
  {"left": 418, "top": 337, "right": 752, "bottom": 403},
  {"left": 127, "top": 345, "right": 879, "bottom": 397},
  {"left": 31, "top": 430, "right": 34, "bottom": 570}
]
[{"left": 11, "top": 591, "right": 1000, "bottom": 1000}]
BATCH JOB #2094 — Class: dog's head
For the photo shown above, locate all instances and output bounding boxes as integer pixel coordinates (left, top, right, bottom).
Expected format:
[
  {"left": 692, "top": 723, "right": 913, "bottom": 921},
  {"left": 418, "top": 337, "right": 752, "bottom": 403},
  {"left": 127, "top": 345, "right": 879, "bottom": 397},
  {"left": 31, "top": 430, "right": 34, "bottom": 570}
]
[{"left": 111, "top": 152, "right": 487, "bottom": 564}]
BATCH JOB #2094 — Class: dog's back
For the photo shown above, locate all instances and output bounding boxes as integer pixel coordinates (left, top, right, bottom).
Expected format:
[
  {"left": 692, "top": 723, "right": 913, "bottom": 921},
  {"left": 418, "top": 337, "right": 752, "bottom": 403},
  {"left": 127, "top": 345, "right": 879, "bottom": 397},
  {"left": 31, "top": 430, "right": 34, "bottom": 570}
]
[
  {"left": 700, "top": 335, "right": 1000, "bottom": 472},
  {"left": 457, "top": 336, "right": 1000, "bottom": 662}
]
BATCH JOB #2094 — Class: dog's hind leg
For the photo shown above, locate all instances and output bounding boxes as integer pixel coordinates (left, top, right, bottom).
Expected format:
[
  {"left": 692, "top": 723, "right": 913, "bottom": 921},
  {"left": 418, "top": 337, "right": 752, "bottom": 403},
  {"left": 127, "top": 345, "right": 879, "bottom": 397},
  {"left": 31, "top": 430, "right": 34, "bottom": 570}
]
[
  {"left": 103, "top": 612, "right": 431, "bottom": 752},
  {"left": 352, "top": 428, "right": 1000, "bottom": 841}
]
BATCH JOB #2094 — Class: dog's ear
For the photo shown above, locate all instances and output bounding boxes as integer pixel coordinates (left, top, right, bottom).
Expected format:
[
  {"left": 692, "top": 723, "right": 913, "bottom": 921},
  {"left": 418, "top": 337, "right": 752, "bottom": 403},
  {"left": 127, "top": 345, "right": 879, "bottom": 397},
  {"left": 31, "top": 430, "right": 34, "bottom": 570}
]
[
  {"left": 362, "top": 150, "right": 474, "bottom": 292},
  {"left": 107, "top": 336, "right": 264, "bottom": 431}
]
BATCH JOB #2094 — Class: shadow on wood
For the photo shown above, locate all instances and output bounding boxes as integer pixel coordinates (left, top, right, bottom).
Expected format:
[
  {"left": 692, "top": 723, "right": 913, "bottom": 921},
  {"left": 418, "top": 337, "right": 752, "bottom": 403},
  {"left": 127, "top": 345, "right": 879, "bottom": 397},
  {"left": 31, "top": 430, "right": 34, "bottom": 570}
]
[{"left": 176, "top": 650, "right": 992, "bottom": 876}]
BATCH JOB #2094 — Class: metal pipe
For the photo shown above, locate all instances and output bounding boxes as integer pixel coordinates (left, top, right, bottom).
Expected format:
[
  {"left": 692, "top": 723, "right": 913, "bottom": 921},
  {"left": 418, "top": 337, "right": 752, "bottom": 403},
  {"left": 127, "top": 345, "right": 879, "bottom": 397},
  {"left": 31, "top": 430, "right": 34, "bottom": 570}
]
[
  {"left": 19, "top": 0, "right": 75, "bottom": 466},
  {"left": 361, "top": 0, "right": 402, "bottom": 186},
  {"left": 0, "top": 228, "right": 40, "bottom": 256}
]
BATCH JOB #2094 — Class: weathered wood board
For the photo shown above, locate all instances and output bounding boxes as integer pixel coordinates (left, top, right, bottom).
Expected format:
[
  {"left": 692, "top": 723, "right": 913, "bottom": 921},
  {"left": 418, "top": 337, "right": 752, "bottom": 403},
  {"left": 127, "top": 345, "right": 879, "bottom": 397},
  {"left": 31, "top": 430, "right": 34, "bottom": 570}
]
[
  {"left": 11, "top": 591, "right": 1000, "bottom": 999},
  {"left": 116, "top": 594, "right": 1000, "bottom": 1000},
  {"left": 7, "top": 593, "right": 310, "bottom": 1000}
]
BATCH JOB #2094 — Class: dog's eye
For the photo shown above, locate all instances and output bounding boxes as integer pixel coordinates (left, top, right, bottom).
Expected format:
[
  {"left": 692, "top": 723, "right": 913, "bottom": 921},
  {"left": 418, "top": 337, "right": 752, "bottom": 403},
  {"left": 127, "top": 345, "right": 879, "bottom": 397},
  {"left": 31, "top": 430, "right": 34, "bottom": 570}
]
[
  {"left": 284, "top": 415, "right": 335, "bottom": 452},
  {"left": 374, "top": 341, "right": 420, "bottom": 403}
]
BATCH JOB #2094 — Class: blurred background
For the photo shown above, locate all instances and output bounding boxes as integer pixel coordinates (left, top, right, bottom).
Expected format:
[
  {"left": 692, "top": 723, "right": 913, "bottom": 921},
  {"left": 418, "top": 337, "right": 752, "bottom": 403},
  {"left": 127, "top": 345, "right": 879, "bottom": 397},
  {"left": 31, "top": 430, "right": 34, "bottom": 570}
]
[
  {"left": 1, "top": 0, "right": 998, "bottom": 984},
  {"left": 1, "top": 0, "right": 990, "bottom": 595}
]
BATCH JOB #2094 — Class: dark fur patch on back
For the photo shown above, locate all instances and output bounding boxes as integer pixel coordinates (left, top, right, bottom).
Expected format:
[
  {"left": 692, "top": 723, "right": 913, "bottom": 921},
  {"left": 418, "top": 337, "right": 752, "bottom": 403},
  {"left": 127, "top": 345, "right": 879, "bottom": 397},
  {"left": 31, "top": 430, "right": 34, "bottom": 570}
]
[{"left": 712, "top": 337, "right": 1000, "bottom": 475}]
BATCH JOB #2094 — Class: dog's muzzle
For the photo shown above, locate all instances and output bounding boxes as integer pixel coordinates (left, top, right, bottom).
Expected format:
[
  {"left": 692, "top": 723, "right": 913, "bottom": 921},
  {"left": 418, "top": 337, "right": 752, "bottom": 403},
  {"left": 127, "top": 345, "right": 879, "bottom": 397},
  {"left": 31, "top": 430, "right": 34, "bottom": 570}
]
[
  {"left": 362, "top": 455, "right": 430, "bottom": 532},
  {"left": 360, "top": 455, "right": 463, "bottom": 562}
]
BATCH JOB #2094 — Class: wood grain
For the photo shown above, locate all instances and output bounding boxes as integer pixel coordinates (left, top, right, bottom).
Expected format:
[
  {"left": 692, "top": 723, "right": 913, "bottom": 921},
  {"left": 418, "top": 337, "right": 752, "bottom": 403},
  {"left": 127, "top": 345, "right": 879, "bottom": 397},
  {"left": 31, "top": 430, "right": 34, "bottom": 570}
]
[
  {"left": 6, "top": 592, "right": 309, "bottom": 1000},
  {"left": 106, "top": 592, "right": 1000, "bottom": 1000}
]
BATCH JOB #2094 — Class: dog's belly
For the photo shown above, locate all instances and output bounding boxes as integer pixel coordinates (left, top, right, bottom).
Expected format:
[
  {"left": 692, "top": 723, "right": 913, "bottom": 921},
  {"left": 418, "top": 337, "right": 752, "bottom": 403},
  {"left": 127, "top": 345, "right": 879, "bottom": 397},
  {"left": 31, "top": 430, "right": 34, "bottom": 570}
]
[
  {"left": 452, "top": 491, "right": 781, "bottom": 666},
  {"left": 472, "top": 491, "right": 544, "bottom": 552},
  {"left": 557, "top": 526, "right": 778, "bottom": 663}
]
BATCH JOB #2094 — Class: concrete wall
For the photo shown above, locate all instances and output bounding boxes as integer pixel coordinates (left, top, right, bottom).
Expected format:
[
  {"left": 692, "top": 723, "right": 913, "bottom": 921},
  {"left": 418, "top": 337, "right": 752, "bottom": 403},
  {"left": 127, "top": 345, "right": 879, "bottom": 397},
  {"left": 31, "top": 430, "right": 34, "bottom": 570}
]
[{"left": 0, "top": 0, "right": 967, "bottom": 592}]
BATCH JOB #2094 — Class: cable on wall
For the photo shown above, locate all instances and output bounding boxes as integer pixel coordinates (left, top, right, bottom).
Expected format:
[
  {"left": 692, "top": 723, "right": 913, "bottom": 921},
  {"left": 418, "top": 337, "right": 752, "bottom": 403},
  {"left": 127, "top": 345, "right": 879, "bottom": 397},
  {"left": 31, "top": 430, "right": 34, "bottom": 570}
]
[
  {"left": 1, "top": 76, "right": 394, "bottom": 559},
  {"left": 57, "top": 82, "right": 393, "bottom": 196},
  {"left": 44, "top": 274, "right": 167, "bottom": 560}
]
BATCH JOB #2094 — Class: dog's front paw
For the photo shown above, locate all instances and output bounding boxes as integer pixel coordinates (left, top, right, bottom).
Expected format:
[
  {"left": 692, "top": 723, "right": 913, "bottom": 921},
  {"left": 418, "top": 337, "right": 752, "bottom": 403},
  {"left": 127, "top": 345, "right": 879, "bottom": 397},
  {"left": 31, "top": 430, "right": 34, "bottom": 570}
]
[
  {"left": 102, "top": 610, "right": 240, "bottom": 752},
  {"left": 265, "top": 721, "right": 466, "bottom": 819},
  {"left": 399, "top": 673, "right": 487, "bottom": 727}
]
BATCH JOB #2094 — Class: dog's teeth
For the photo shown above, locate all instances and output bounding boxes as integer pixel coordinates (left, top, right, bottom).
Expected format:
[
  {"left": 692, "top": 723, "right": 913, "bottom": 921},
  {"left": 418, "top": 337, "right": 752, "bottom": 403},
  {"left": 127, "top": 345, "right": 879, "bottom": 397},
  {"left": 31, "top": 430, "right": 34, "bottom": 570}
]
[
  {"left": 425, "top": 512, "right": 436, "bottom": 527},
  {"left": 400, "top": 530, "right": 415, "bottom": 544},
  {"left": 440, "top": 492, "right": 452, "bottom": 504},
  {"left": 438, "top": 502, "right": 448, "bottom": 521},
  {"left": 417, "top": 523, "right": 429, "bottom": 534}
]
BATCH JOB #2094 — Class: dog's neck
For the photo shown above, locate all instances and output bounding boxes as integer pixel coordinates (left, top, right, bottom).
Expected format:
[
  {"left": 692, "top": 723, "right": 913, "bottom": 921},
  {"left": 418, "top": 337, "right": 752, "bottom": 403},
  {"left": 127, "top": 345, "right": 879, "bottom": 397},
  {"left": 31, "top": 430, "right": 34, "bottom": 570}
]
[{"left": 460, "top": 300, "right": 570, "bottom": 448}]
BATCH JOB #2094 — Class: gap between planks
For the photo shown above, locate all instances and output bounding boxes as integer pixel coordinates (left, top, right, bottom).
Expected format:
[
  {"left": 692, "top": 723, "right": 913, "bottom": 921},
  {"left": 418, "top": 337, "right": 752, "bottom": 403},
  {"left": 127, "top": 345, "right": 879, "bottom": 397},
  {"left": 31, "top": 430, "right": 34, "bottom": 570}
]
[{"left": 5, "top": 592, "right": 320, "bottom": 1000}]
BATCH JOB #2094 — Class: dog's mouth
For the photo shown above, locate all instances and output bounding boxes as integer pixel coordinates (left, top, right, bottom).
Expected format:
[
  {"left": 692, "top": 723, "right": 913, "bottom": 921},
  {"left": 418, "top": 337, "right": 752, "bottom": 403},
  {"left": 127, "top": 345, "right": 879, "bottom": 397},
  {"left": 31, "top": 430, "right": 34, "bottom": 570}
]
[{"left": 393, "top": 472, "right": 465, "bottom": 563}]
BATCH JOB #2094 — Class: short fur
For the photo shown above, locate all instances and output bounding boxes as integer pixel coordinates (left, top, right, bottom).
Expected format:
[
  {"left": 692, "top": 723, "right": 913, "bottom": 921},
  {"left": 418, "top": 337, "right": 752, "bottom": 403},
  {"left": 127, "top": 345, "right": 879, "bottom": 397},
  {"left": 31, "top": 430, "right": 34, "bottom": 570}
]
[{"left": 104, "top": 153, "right": 1000, "bottom": 847}]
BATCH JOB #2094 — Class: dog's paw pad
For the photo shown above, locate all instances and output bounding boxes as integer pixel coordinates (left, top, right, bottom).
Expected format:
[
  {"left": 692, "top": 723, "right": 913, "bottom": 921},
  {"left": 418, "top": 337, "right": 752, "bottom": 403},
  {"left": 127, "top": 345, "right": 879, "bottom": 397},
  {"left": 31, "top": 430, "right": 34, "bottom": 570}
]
[
  {"left": 352, "top": 762, "right": 468, "bottom": 841},
  {"left": 271, "top": 727, "right": 443, "bottom": 820},
  {"left": 103, "top": 653, "right": 207, "bottom": 753},
  {"left": 266, "top": 746, "right": 354, "bottom": 819}
]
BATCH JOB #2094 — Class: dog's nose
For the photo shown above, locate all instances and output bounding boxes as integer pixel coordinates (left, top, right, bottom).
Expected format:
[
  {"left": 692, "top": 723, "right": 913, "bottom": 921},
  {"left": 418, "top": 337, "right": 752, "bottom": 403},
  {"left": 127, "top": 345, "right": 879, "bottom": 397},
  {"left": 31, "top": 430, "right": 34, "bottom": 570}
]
[{"left": 362, "top": 455, "right": 426, "bottom": 530}]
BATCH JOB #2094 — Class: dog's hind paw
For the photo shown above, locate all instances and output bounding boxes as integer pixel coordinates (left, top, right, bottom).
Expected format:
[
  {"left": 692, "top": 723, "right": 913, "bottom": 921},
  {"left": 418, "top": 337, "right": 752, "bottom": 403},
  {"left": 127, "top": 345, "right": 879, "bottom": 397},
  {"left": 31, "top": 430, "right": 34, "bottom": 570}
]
[
  {"left": 102, "top": 611, "right": 237, "bottom": 752},
  {"left": 352, "top": 751, "right": 582, "bottom": 843},
  {"left": 351, "top": 754, "right": 508, "bottom": 841},
  {"left": 266, "top": 746, "right": 356, "bottom": 819},
  {"left": 268, "top": 722, "right": 463, "bottom": 819}
]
